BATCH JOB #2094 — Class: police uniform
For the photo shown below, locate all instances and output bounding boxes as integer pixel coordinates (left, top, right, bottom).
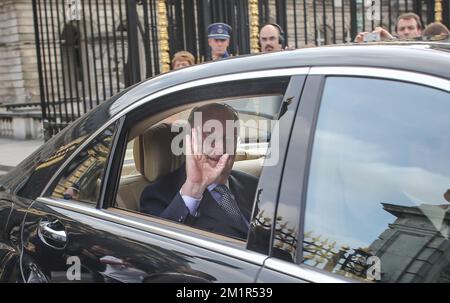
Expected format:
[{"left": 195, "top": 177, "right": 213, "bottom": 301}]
[{"left": 207, "top": 22, "right": 232, "bottom": 61}]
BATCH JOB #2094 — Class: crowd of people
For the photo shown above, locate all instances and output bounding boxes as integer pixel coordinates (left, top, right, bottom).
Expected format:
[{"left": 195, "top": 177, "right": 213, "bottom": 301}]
[
  {"left": 171, "top": 13, "right": 450, "bottom": 71},
  {"left": 170, "top": 21, "right": 292, "bottom": 70},
  {"left": 354, "top": 12, "right": 449, "bottom": 42}
]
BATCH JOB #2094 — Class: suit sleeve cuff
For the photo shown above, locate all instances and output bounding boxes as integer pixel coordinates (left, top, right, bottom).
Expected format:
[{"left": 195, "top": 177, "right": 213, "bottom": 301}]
[{"left": 180, "top": 191, "right": 202, "bottom": 216}]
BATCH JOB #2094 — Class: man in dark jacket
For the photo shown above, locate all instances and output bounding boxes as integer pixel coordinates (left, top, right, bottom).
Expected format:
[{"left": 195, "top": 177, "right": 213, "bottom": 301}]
[{"left": 140, "top": 103, "right": 257, "bottom": 239}]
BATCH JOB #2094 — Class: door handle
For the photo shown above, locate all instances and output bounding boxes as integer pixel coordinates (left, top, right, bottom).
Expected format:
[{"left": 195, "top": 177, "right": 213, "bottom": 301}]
[{"left": 38, "top": 218, "right": 67, "bottom": 248}]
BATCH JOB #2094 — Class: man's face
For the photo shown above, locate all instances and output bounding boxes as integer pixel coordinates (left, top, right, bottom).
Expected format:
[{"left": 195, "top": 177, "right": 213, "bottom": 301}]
[
  {"left": 200, "top": 113, "right": 237, "bottom": 175},
  {"left": 259, "top": 25, "right": 282, "bottom": 52},
  {"left": 173, "top": 60, "right": 190, "bottom": 70},
  {"left": 397, "top": 18, "right": 421, "bottom": 39},
  {"left": 208, "top": 38, "right": 229, "bottom": 57}
]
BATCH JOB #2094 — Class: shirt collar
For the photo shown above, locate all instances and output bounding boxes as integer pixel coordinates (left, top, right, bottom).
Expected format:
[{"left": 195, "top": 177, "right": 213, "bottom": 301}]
[{"left": 207, "top": 179, "right": 230, "bottom": 192}]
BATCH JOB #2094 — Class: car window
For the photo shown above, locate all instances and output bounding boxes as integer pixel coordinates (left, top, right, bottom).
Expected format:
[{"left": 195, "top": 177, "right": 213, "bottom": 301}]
[
  {"left": 46, "top": 123, "right": 118, "bottom": 204},
  {"left": 119, "top": 95, "right": 282, "bottom": 180},
  {"left": 15, "top": 100, "right": 115, "bottom": 200},
  {"left": 113, "top": 77, "right": 290, "bottom": 243},
  {"left": 302, "top": 77, "right": 450, "bottom": 282},
  {"left": 115, "top": 95, "right": 282, "bottom": 217}
]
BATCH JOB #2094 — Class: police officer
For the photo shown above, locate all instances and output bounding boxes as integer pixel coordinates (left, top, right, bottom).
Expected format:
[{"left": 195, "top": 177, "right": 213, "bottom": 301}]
[{"left": 207, "top": 22, "right": 232, "bottom": 61}]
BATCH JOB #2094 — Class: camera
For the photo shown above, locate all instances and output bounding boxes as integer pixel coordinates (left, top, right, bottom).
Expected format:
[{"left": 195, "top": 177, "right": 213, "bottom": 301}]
[{"left": 363, "top": 32, "right": 381, "bottom": 42}]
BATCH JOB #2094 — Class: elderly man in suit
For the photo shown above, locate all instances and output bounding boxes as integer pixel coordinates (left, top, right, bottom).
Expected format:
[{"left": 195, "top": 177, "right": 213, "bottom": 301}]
[{"left": 140, "top": 103, "right": 257, "bottom": 240}]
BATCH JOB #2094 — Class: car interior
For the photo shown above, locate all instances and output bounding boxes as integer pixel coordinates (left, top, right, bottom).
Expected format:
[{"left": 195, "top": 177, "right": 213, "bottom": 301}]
[{"left": 114, "top": 95, "right": 282, "bottom": 213}]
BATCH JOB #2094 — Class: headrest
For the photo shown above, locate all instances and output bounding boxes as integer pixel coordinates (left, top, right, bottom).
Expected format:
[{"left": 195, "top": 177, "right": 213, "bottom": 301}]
[{"left": 133, "top": 123, "right": 185, "bottom": 182}]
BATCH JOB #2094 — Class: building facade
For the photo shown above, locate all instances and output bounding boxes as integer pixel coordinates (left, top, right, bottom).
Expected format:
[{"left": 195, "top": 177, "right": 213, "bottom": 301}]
[{"left": 0, "top": 0, "right": 41, "bottom": 139}]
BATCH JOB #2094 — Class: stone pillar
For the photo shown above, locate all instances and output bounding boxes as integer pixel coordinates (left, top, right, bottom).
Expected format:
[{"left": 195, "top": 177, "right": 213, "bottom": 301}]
[{"left": 12, "top": 116, "right": 31, "bottom": 139}]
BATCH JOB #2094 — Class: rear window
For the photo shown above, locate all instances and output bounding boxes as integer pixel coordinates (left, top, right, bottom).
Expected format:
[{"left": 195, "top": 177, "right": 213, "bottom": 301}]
[{"left": 16, "top": 102, "right": 113, "bottom": 199}]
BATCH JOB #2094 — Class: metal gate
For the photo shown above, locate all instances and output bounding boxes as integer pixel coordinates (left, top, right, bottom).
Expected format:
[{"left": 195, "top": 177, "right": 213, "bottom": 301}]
[
  {"left": 33, "top": 0, "right": 448, "bottom": 140},
  {"left": 166, "top": 0, "right": 251, "bottom": 61},
  {"left": 32, "top": 0, "right": 161, "bottom": 139}
]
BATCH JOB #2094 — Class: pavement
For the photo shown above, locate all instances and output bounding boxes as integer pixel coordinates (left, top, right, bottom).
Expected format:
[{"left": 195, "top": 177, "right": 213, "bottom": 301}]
[{"left": 0, "top": 137, "right": 44, "bottom": 176}]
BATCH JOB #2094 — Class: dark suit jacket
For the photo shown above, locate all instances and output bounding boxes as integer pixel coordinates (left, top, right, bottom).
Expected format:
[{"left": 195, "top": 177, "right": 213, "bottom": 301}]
[{"left": 140, "top": 165, "right": 258, "bottom": 239}]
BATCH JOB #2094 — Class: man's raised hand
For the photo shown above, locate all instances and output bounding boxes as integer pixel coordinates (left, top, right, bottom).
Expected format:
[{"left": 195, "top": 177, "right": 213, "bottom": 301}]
[{"left": 181, "top": 127, "right": 229, "bottom": 199}]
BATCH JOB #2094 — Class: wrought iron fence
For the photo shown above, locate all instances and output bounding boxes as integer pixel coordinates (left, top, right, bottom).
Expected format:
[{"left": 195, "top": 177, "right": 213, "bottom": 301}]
[
  {"left": 33, "top": 0, "right": 448, "bottom": 139},
  {"left": 32, "top": 0, "right": 160, "bottom": 139},
  {"left": 166, "top": 0, "right": 251, "bottom": 61}
]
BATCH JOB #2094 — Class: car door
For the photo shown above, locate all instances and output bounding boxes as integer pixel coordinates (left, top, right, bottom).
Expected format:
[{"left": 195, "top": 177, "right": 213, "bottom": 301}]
[
  {"left": 257, "top": 67, "right": 450, "bottom": 283},
  {"left": 1, "top": 104, "right": 114, "bottom": 283},
  {"left": 20, "top": 70, "right": 307, "bottom": 283},
  {"left": 20, "top": 120, "right": 124, "bottom": 282}
]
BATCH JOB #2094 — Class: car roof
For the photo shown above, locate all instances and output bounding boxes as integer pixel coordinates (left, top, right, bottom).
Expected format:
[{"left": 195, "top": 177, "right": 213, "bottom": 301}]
[{"left": 109, "top": 42, "right": 450, "bottom": 115}]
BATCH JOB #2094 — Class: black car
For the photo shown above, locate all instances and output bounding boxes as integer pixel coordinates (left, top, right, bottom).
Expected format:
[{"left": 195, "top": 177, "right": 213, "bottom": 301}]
[{"left": 1, "top": 43, "right": 450, "bottom": 283}]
